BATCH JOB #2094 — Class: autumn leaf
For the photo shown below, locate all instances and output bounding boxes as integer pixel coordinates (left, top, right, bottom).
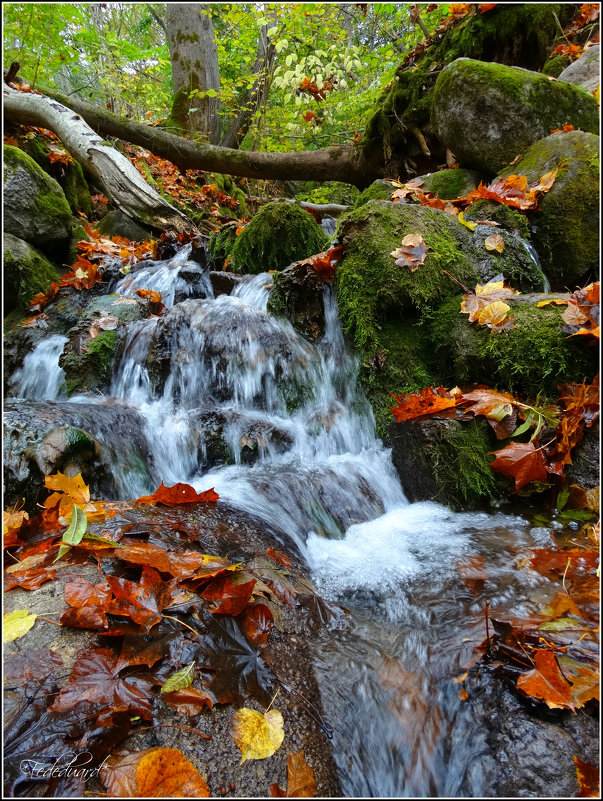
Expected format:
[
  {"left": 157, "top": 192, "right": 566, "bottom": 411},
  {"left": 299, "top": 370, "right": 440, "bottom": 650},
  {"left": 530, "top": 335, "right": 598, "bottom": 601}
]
[
  {"left": 266, "top": 547, "right": 292, "bottom": 569},
  {"left": 160, "top": 661, "right": 196, "bottom": 694},
  {"left": 232, "top": 707, "right": 285, "bottom": 762},
  {"left": 242, "top": 603, "right": 274, "bottom": 649},
  {"left": 3, "top": 609, "right": 38, "bottom": 643},
  {"left": 105, "top": 565, "right": 191, "bottom": 633},
  {"left": 574, "top": 755, "right": 600, "bottom": 798},
  {"left": 3, "top": 509, "right": 28, "bottom": 548},
  {"left": 390, "top": 233, "right": 429, "bottom": 271},
  {"left": 303, "top": 110, "right": 317, "bottom": 123},
  {"left": 45, "top": 471, "right": 90, "bottom": 520},
  {"left": 460, "top": 277, "right": 519, "bottom": 328},
  {"left": 115, "top": 540, "right": 235, "bottom": 580},
  {"left": 135, "top": 482, "right": 219, "bottom": 506},
  {"left": 477, "top": 300, "right": 514, "bottom": 331},
  {"left": 517, "top": 649, "right": 576, "bottom": 710},
  {"left": 489, "top": 441, "right": 548, "bottom": 490},
  {"left": 460, "top": 388, "right": 516, "bottom": 421},
  {"left": 163, "top": 686, "right": 214, "bottom": 715},
  {"left": 50, "top": 648, "right": 154, "bottom": 719},
  {"left": 201, "top": 573, "right": 256, "bottom": 615},
  {"left": 391, "top": 385, "right": 458, "bottom": 422},
  {"left": 484, "top": 233, "right": 505, "bottom": 253},
  {"left": 100, "top": 747, "right": 209, "bottom": 798},
  {"left": 270, "top": 751, "right": 317, "bottom": 797}
]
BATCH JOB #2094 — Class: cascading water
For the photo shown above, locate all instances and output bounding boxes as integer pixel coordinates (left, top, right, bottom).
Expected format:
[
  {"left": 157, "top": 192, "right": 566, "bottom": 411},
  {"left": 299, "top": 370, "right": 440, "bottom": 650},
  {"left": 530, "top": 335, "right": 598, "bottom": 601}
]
[
  {"left": 8, "top": 246, "right": 567, "bottom": 796},
  {"left": 8, "top": 334, "right": 68, "bottom": 400}
]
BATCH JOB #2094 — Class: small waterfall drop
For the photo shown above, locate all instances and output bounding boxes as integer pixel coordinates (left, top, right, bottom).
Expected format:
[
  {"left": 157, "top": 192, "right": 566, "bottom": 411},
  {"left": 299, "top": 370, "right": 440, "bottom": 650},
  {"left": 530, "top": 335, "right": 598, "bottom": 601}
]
[{"left": 9, "top": 334, "right": 68, "bottom": 400}]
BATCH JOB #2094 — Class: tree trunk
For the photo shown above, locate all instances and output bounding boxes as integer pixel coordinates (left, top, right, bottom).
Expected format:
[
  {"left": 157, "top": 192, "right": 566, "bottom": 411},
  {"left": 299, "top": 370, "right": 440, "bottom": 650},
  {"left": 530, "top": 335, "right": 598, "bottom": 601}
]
[
  {"left": 166, "top": 3, "right": 221, "bottom": 142},
  {"left": 220, "top": 24, "right": 276, "bottom": 150},
  {"left": 25, "top": 86, "right": 381, "bottom": 186},
  {"left": 2, "top": 84, "right": 192, "bottom": 233}
]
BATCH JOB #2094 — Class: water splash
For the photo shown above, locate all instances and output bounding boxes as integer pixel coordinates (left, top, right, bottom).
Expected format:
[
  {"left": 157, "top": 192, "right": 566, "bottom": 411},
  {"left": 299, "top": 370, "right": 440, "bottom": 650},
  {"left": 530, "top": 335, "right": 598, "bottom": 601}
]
[{"left": 9, "top": 335, "right": 68, "bottom": 400}]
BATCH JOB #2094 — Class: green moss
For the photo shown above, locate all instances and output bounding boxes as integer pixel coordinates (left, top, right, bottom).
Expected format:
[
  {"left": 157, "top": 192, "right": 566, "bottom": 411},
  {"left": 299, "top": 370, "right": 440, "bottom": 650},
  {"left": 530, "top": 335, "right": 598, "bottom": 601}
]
[
  {"left": 354, "top": 180, "right": 395, "bottom": 208},
  {"left": 542, "top": 54, "right": 571, "bottom": 77},
  {"left": 336, "top": 201, "right": 479, "bottom": 351},
  {"left": 420, "top": 169, "right": 484, "bottom": 199},
  {"left": 230, "top": 202, "right": 329, "bottom": 274},
  {"left": 430, "top": 419, "right": 502, "bottom": 508},
  {"left": 60, "top": 330, "right": 118, "bottom": 395},
  {"left": 464, "top": 200, "right": 530, "bottom": 240},
  {"left": 209, "top": 224, "right": 239, "bottom": 270},
  {"left": 431, "top": 297, "right": 598, "bottom": 397},
  {"left": 497, "top": 131, "right": 599, "bottom": 289},
  {"left": 67, "top": 224, "right": 90, "bottom": 264},
  {"left": 3, "top": 233, "right": 60, "bottom": 314},
  {"left": 295, "top": 181, "right": 359, "bottom": 205}
]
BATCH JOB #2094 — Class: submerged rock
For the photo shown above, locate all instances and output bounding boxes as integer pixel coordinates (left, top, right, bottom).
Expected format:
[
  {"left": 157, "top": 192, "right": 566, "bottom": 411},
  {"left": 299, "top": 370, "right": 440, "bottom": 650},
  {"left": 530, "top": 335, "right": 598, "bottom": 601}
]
[
  {"left": 432, "top": 59, "right": 599, "bottom": 174},
  {"left": 497, "top": 131, "right": 599, "bottom": 290},
  {"left": 230, "top": 202, "right": 329, "bottom": 274},
  {"left": 3, "top": 145, "right": 72, "bottom": 253}
]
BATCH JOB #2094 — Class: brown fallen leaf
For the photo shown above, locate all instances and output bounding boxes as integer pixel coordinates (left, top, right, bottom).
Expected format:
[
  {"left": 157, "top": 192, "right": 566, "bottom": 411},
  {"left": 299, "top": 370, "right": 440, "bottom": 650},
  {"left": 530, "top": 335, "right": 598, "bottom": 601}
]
[
  {"left": 390, "top": 233, "right": 429, "bottom": 271},
  {"left": 484, "top": 232, "right": 505, "bottom": 253},
  {"left": 270, "top": 750, "right": 317, "bottom": 797},
  {"left": 100, "top": 747, "right": 209, "bottom": 797},
  {"left": 516, "top": 649, "right": 575, "bottom": 710}
]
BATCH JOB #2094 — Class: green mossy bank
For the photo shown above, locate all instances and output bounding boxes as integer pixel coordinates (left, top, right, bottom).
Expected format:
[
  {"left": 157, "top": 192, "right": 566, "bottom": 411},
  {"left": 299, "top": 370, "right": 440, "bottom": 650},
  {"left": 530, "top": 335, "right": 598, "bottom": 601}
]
[{"left": 4, "top": 233, "right": 61, "bottom": 314}]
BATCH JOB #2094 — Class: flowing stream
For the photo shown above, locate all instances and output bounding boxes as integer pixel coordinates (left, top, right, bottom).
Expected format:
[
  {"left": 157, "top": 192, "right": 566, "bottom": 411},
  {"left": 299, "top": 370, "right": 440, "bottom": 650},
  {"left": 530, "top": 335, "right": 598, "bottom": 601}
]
[{"left": 9, "top": 248, "right": 563, "bottom": 796}]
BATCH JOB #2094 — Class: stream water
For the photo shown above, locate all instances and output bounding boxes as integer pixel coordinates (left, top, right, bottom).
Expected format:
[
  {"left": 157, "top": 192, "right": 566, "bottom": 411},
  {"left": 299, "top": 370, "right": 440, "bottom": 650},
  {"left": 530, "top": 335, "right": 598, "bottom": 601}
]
[{"left": 8, "top": 248, "right": 566, "bottom": 796}]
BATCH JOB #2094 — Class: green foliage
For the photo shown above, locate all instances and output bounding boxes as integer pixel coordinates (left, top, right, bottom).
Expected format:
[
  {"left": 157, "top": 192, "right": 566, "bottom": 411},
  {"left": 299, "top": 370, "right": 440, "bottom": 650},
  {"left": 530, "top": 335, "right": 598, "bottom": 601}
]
[{"left": 230, "top": 202, "right": 329, "bottom": 274}]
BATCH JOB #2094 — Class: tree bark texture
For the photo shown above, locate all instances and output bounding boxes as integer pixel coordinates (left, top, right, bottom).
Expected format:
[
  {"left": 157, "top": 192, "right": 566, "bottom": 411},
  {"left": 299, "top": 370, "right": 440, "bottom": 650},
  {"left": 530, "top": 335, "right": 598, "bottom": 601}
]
[
  {"left": 166, "top": 3, "right": 221, "bottom": 142},
  {"left": 24, "top": 86, "right": 381, "bottom": 186},
  {"left": 3, "top": 85, "right": 192, "bottom": 233}
]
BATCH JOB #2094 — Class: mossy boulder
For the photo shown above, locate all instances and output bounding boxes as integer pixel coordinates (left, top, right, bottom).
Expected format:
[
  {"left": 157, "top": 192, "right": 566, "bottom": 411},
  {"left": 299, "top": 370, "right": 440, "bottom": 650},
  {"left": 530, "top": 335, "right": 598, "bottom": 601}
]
[
  {"left": 430, "top": 295, "right": 598, "bottom": 398},
  {"left": 464, "top": 200, "right": 530, "bottom": 240},
  {"left": 335, "top": 200, "right": 546, "bottom": 435},
  {"left": 4, "top": 233, "right": 60, "bottom": 314},
  {"left": 60, "top": 330, "right": 120, "bottom": 396},
  {"left": 361, "top": 4, "right": 572, "bottom": 171},
  {"left": 354, "top": 180, "right": 396, "bottom": 208},
  {"left": 3, "top": 146, "right": 72, "bottom": 253},
  {"left": 267, "top": 261, "right": 326, "bottom": 341},
  {"left": 419, "top": 168, "right": 485, "bottom": 199},
  {"left": 390, "top": 416, "right": 502, "bottom": 509},
  {"left": 432, "top": 59, "right": 599, "bottom": 174},
  {"left": 230, "top": 202, "right": 329, "bottom": 274},
  {"left": 497, "top": 131, "right": 599, "bottom": 290},
  {"left": 97, "top": 209, "right": 154, "bottom": 242}
]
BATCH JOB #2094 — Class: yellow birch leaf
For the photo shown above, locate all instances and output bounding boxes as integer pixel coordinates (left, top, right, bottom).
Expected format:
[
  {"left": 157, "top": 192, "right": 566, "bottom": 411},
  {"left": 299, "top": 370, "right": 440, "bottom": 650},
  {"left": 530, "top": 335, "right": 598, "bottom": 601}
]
[
  {"left": 478, "top": 301, "right": 511, "bottom": 327},
  {"left": 3, "top": 609, "right": 38, "bottom": 643},
  {"left": 484, "top": 233, "right": 505, "bottom": 253},
  {"left": 457, "top": 210, "right": 477, "bottom": 230},
  {"left": 232, "top": 708, "right": 284, "bottom": 763}
]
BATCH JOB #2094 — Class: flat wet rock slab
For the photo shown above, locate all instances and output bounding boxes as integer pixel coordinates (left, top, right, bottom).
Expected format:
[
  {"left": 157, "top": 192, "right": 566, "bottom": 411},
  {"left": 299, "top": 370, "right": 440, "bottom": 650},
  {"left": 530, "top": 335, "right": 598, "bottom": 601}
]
[{"left": 3, "top": 500, "right": 343, "bottom": 797}]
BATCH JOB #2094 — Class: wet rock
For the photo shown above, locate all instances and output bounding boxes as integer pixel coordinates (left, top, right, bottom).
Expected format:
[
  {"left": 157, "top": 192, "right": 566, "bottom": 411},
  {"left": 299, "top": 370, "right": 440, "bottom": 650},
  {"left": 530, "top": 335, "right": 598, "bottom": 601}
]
[
  {"left": 210, "top": 271, "right": 244, "bottom": 297},
  {"left": 97, "top": 209, "right": 153, "bottom": 241},
  {"left": 432, "top": 59, "right": 599, "bottom": 174},
  {"left": 558, "top": 45, "right": 600, "bottom": 94},
  {"left": 267, "top": 260, "right": 326, "bottom": 341},
  {"left": 4, "top": 232, "right": 60, "bottom": 314},
  {"left": 566, "top": 422, "right": 600, "bottom": 490},
  {"left": 3, "top": 146, "right": 72, "bottom": 255},
  {"left": 497, "top": 131, "right": 599, "bottom": 290},
  {"left": 390, "top": 416, "right": 501, "bottom": 510},
  {"left": 3, "top": 399, "right": 156, "bottom": 513}
]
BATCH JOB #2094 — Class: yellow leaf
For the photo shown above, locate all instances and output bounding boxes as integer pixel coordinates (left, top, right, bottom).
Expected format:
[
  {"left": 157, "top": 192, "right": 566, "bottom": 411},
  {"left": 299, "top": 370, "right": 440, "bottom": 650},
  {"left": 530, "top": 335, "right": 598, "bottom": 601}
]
[
  {"left": 537, "top": 299, "right": 568, "bottom": 307},
  {"left": 536, "top": 168, "right": 558, "bottom": 192},
  {"left": 3, "top": 609, "right": 38, "bottom": 643},
  {"left": 484, "top": 233, "right": 505, "bottom": 253},
  {"left": 475, "top": 279, "right": 505, "bottom": 295},
  {"left": 478, "top": 300, "right": 511, "bottom": 327},
  {"left": 232, "top": 708, "right": 284, "bottom": 763},
  {"left": 4, "top": 509, "right": 28, "bottom": 536},
  {"left": 458, "top": 211, "right": 477, "bottom": 230}
]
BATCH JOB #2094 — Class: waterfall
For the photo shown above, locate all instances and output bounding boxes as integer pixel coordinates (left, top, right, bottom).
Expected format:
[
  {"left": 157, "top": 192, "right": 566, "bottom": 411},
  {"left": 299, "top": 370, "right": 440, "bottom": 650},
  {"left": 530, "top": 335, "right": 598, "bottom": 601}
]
[{"left": 9, "top": 334, "right": 68, "bottom": 400}]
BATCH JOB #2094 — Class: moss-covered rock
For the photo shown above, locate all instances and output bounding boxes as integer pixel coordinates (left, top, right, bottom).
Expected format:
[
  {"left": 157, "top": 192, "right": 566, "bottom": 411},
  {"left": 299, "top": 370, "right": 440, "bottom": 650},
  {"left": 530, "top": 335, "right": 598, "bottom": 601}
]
[
  {"left": 497, "top": 131, "right": 599, "bottom": 290},
  {"left": 3, "top": 146, "right": 72, "bottom": 253},
  {"left": 464, "top": 200, "right": 530, "bottom": 240},
  {"left": 390, "top": 416, "right": 502, "bottom": 509},
  {"left": 60, "top": 330, "right": 119, "bottom": 395},
  {"left": 97, "top": 209, "right": 154, "bottom": 242},
  {"left": 267, "top": 261, "right": 326, "bottom": 341},
  {"left": 432, "top": 58, "right": 599, "bottom": 174},
  {"left": 430, "top": 295, "right": 598, "bottom": 398},
  {"left": 208, "top": 222, "right": 239, "bottom": 270},
  {"left": 361, "top": 4, "right": 572, "bottom": 170},
  {"left": 354, "top": 180, "right": 396, "bottom": 208},
  {"left": 230, "top": 202, "right": 329, "bottom": 274},
  {"left": 294, "top": 180, "right": 359, "bottom": 206},
  {"left": 542, "top": 54, "right": 571, "bottom": 77},
  {"left": 4, "top": 233, "right": 60, "bottom": 314},
  {"left": 207, "top": 173, "right": 247, "bottom": 216},
  {"left": 420, "top": 168, "right": 485, "bottom": 199}
]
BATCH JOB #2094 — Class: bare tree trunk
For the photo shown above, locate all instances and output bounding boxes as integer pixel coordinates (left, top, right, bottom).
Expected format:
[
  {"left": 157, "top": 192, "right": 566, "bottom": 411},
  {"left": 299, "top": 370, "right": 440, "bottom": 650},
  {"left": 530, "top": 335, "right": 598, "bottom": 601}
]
[
  {"left": 166, "top": 3, "right": 221, "bottom": 142},
  {"left": 22, "top": 86, "right": 381, "bottom": 186},
  {"left": 220, "top": 24, "right": 276, "bottom": 150},
  {"left": 2, "top": 84, "right": 192, "bottom": 233}
]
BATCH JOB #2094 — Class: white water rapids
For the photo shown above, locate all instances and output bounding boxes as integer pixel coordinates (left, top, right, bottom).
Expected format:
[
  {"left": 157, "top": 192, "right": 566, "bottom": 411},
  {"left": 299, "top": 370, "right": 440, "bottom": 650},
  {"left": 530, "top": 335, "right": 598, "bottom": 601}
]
[{"left": 9, "top": 247, "right": 563, "bottom": 796}]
